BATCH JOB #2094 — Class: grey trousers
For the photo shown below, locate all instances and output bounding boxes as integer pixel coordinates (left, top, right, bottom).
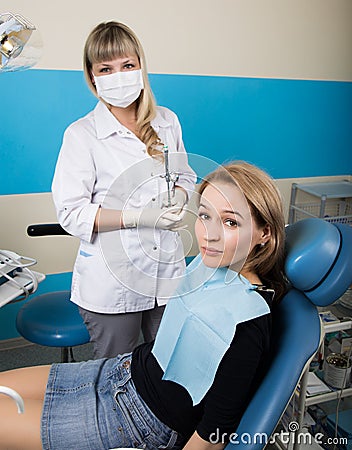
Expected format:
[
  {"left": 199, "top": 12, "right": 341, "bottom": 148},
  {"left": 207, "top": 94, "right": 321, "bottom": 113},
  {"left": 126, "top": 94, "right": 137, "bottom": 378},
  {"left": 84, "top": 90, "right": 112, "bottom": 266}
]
[{"left": 78, "top": 303, "right": 165, "bottom": 359}]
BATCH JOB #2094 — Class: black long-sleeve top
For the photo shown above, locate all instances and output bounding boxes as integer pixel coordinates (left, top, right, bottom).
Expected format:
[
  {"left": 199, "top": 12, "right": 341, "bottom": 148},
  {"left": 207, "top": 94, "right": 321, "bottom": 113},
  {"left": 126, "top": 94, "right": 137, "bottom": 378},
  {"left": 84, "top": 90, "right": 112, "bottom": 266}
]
[{"left": 131, "top": 290, "right": 273, "bottom": 444}]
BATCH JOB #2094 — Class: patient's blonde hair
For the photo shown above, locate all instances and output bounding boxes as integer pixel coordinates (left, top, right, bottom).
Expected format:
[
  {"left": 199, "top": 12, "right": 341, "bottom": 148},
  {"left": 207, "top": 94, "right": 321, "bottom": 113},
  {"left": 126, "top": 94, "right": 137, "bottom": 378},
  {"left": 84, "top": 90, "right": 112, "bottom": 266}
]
[
  {"left": 83, "top": 21, "right": 163, "bottom": 159},
  {"left": 198, "top": 161, "right": 287, "bottom": 301}
]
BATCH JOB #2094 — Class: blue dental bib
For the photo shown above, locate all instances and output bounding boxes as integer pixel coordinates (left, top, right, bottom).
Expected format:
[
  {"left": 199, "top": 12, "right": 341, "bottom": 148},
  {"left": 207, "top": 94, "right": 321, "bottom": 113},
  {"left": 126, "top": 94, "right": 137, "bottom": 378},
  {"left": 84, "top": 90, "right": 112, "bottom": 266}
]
[{"left": 152, "top": 255, "right": 270, "bottom": 405}]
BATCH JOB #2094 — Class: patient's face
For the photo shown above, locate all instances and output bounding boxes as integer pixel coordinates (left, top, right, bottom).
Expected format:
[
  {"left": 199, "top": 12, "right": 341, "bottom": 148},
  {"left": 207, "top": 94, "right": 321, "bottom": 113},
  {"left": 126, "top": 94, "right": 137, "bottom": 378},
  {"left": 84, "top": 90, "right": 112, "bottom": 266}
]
[{"left": 195, "top": 182, "right": 264, "bottom": 271}]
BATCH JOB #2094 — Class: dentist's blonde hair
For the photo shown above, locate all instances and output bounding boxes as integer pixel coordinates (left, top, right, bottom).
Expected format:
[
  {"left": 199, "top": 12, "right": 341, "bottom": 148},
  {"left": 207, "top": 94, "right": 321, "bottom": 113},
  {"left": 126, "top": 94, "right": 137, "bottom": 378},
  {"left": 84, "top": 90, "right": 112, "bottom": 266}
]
[{"left": 83, "top": 21, "right": 163, "bottom": 159}]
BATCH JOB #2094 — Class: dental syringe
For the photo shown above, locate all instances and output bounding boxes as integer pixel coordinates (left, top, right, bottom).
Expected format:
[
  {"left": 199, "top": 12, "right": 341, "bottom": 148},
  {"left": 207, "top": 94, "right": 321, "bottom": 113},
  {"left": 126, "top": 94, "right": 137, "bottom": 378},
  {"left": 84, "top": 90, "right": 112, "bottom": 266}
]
[
  {"left": 163, "top": 145, "right": 172, "bottom": 207},
  {"left": 162, "top": 145, "right": 179, "bottom": 207}
]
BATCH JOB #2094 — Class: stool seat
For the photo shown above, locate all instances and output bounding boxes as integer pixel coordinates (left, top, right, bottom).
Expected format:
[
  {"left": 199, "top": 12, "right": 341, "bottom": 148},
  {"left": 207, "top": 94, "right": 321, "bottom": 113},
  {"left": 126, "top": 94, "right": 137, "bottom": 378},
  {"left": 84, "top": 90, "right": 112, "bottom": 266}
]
[{"left": 16, "top": 291, "right": 90, "bottom": 348}]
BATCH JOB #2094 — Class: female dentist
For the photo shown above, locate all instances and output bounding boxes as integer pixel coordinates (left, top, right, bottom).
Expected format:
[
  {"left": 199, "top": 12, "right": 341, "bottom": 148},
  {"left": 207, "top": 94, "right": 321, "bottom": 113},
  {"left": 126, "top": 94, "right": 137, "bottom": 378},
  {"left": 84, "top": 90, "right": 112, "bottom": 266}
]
[{"left": 52, "top": 21, "right": 196, "bottom": 359}]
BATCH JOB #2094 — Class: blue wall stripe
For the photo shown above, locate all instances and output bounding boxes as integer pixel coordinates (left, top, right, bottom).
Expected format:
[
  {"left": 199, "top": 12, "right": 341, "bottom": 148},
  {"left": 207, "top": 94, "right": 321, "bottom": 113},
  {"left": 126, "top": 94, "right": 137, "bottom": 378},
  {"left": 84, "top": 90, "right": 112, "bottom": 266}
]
[
  {"left": 153, "top": 74, "right": 352, "bottom": 179},
  {"left": 0, "top": 70, "right": 351, "bottom": 340},
  {"left": 0, "top": 69, "right": 351, "bottom": 196}
]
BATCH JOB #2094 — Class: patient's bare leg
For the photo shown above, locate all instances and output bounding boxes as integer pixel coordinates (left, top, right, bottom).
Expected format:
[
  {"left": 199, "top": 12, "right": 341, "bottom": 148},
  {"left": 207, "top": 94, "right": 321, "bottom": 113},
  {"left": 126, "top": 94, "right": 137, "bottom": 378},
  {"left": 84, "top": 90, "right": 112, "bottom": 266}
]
[
  {"left": 0, "top": 397, "right": 43, "bottom": 449},
  {"left": 0, "top": 365, "right": 51, "bottom": 449},
  {"left": 0, "top": 365, "right": 50, "bottom": 400}
]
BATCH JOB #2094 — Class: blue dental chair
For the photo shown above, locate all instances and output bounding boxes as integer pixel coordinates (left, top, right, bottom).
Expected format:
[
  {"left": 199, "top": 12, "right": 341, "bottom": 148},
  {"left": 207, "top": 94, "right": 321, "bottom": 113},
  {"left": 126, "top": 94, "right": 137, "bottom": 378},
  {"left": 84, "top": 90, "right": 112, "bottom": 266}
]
[
  {"left": 16, "top": 224, "right": 90, "bottom": 363},
  {"left": 226, "top": 218, "right": 352, "bottom": 450},
  {"left": 15, "top": 218, "right": 352, "bottom": 447}
]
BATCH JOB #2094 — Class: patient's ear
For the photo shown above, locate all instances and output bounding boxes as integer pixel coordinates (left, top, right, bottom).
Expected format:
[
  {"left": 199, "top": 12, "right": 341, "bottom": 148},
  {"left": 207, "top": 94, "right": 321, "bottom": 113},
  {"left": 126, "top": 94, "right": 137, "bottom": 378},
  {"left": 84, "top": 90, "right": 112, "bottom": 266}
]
[{"left": 260, "top": 224, "right": 271, "bottom": 245}]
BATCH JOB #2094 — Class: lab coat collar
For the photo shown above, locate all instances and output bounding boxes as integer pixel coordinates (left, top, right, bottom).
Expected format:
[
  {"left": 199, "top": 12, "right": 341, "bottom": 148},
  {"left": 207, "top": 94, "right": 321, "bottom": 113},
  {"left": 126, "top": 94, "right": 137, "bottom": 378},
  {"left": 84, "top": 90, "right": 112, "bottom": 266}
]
[
  {"left": 94, "top": 101, "right": 171, "bottom": 140},
  {"left": 94, "top": 101, "right": 122, "bottom": 139},
  {"left": 151, "top": 110, "right": 171, "bottom": 131}
]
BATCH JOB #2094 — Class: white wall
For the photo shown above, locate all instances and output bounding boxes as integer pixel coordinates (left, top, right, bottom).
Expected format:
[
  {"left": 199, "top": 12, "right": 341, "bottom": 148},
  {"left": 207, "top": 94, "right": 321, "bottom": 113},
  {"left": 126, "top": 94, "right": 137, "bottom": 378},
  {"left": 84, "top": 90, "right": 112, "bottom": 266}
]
[{"left": 5, "top": 0, "right": 352, "bottom": 80}]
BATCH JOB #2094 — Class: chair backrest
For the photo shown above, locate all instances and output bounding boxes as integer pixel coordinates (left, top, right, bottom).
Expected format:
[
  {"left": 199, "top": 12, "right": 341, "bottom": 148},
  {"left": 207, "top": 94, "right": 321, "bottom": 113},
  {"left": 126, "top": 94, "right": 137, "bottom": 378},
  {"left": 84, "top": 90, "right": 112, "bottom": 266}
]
[
  {"left": 27, "top": 223, "right": 69, "bottom": 237},
  {"left": 226, "top": 218, "right": 352, "bottom": 450}
]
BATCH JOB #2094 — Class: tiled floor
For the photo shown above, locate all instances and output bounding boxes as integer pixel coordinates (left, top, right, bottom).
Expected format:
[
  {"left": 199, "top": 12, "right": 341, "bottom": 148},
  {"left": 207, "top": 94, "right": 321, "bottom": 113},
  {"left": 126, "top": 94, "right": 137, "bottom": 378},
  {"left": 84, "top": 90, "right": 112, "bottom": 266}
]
[{"left": 0, "top": 338, "right": 93, "bottom": 372}]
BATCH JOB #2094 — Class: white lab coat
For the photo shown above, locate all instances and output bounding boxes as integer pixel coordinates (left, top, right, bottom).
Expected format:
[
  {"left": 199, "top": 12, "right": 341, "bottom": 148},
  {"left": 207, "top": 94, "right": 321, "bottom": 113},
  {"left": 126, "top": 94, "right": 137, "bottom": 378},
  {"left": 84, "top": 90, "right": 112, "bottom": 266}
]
[{"left": 52, "top": 102, "right": 196, "bottom": 313}]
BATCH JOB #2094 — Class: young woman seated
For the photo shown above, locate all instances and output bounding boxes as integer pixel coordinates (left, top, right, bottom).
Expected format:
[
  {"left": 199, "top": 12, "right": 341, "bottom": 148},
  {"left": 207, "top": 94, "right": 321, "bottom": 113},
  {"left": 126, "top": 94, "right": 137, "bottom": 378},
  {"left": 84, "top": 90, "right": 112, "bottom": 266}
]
[{"left": 0, "top": 161, "right": 286, "bottom": 450}]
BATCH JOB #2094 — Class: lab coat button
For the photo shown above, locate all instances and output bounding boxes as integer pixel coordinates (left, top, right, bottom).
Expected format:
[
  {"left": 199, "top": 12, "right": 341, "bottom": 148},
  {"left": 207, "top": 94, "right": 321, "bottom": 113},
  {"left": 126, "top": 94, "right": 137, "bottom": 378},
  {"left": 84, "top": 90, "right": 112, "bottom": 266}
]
[
  {"left": 153, "top": 246, "right": 157, "bottom": 250},
  {"left": 152, "top": 198, "right": 156, "bottom": 201}
]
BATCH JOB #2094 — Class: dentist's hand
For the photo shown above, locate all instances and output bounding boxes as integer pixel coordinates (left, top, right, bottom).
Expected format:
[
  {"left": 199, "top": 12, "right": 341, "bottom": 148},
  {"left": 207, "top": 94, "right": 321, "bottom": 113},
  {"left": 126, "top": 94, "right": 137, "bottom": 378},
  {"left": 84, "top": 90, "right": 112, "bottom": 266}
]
[
  {"left": 160, "top": 187, "right": 188, "bottom": 211},
  {"left": 122, "top": 207, "right": 186, "bottom": 231}
]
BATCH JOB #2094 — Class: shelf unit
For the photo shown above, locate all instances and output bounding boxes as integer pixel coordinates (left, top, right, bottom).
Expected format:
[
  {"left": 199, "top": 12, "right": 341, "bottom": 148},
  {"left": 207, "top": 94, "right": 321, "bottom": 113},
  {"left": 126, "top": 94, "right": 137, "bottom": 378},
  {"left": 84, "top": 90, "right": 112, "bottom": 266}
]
[
  {"left": 285, "top": 308, "right": 352, "bottom": 449},
  {"left": 304, "top": 317, "right": 352, "bottom": 407},
  {"left": 288, "top": 181, "right": 352, "bottom": 225}
]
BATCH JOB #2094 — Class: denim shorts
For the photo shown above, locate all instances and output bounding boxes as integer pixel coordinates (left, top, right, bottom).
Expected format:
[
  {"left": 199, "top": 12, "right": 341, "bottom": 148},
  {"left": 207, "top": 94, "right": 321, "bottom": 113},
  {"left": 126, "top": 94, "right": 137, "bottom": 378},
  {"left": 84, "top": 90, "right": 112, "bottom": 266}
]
[{"left": 41, "top": 353, "right": 183, "bottom": 449}]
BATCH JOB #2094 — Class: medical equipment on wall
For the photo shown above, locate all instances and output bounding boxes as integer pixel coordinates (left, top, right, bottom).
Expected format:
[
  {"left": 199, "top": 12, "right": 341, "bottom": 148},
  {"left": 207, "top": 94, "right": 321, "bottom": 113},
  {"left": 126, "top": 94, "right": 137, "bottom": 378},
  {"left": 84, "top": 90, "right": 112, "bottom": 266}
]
[
  {"left": 0, "top": 250, "right": 38, "bottom": 305},
  {"left": 0, "top": 10, "right": 43, "bottom": 303},
  {"left": 0, "top": 250, "right": 42, "bottom": 414},
  {"left": 0, "top": 11, "right": 43, "bottom": 417},
  {"left": 0, "top": 12, "right": 42, "bottom": 72},
  {"left": 161, "top": 145, "right": 179, "bottom": 207},
  {"left": 0, "top": 250, "right": 44, "bottom": 412}
]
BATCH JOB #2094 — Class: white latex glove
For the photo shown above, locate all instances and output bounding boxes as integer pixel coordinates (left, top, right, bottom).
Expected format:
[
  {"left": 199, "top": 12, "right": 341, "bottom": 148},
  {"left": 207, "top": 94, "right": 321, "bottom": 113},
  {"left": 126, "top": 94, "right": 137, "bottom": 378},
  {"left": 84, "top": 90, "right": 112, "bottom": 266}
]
[
  {"left": 160, "top": 187, "right": 188, "bottom": 211},
  {"left": 122, "top": 207, "right": 185, "bottom": 231}
]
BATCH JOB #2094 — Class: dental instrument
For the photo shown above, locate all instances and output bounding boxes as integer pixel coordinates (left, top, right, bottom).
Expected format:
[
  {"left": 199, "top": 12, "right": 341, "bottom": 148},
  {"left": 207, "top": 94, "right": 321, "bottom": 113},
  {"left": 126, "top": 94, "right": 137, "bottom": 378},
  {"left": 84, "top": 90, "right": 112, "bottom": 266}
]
[
  {"left": 0, "top": 386, "right": 25, "bottom": 414},
  {"left": 161, "top": 145, "right": 179, "bottom": 207}
]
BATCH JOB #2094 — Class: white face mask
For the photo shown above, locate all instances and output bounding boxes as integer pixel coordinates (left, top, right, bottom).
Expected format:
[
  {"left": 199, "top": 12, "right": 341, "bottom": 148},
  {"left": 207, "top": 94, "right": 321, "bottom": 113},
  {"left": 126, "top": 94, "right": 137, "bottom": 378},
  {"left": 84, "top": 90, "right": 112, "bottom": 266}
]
[{"left": 93, "top": 69, "right": 144, "bottom": 108}]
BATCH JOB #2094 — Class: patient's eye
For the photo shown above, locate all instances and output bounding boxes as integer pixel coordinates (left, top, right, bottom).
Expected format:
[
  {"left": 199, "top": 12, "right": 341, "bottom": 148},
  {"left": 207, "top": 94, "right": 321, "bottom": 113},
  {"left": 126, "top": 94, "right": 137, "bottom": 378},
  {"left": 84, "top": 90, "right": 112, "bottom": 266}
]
[
  {"left": 224, "top": 218, "right": 238, "bottom": 228},
  {"left": 198, "top": 205, "right": 210, "bottom": 220}
]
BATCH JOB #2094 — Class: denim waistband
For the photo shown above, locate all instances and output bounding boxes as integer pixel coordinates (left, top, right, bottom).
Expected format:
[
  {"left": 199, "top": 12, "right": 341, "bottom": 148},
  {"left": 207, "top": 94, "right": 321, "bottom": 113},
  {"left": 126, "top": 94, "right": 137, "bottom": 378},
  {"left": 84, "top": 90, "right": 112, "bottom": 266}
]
[{"left": 109, "top": 353, "right": 182, "bottom": 449}]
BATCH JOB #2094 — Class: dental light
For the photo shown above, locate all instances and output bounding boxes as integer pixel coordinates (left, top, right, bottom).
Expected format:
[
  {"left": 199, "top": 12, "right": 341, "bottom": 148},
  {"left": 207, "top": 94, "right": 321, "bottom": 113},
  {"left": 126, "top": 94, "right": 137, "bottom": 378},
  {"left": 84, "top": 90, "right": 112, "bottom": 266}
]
[{"left": 0, "top": 12, "right": 41, "bottom": 72}]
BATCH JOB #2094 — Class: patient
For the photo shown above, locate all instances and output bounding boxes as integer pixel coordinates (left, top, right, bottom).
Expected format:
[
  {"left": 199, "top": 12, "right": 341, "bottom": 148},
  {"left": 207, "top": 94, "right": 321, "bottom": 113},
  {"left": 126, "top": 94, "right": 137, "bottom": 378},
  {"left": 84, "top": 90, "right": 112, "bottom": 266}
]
[{"left": 0, "top": 161, "right": 286, "bottom": 450}]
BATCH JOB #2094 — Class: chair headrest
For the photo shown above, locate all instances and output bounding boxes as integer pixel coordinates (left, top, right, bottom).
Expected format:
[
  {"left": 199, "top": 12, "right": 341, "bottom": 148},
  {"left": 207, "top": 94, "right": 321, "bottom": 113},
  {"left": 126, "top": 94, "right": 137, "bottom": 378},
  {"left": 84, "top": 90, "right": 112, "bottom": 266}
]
[{"left": 285, "top": 218, "right": 352, "bottom": 307}]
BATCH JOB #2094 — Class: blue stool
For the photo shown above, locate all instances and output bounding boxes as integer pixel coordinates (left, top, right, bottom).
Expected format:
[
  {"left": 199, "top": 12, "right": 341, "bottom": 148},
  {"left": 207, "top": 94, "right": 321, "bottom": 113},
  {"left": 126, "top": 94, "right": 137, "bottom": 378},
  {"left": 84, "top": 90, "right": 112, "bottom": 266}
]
[
  {"left": 16, "top": 290, "right": 90, "bottom": 362},
  {"left": 16, "top": 224, "right": 90, "bottom": 363}
]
